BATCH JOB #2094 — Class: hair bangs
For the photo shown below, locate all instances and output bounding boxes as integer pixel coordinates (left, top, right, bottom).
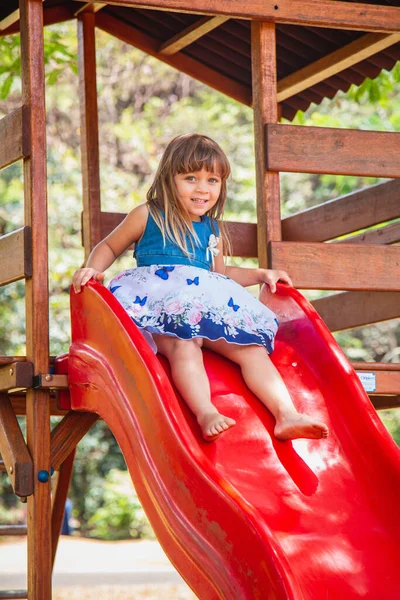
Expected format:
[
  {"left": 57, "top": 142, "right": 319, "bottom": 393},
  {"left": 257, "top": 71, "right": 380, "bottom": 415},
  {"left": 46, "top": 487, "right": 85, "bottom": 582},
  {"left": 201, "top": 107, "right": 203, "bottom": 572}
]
[{"left": 173, "top": 137, "right": 230, "bottom": 180}]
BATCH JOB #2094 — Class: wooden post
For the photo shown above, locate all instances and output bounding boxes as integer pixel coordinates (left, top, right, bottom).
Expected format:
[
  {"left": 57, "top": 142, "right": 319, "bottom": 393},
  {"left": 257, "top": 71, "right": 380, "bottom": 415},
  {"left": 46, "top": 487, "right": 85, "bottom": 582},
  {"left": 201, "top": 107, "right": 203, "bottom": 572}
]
[
  {"left": 51, "top": 449, "right": 76, "bottom": 568},
  {"left": 251, "top": 21, "right": 281, "bottom": 268},
  {"left": 78, "top": 10, "right": 102, "bottom": 261},
  {"left": 19, "top": 0, "right": 52, "bottom": 598}
]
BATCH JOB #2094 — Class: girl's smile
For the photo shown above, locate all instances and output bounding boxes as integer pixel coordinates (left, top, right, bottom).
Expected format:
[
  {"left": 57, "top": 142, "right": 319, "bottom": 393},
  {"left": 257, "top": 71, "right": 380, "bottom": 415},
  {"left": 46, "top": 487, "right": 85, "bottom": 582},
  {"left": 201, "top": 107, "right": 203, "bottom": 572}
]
[{"left": 174, "top": 167, "right": 222, "bottom": 221}]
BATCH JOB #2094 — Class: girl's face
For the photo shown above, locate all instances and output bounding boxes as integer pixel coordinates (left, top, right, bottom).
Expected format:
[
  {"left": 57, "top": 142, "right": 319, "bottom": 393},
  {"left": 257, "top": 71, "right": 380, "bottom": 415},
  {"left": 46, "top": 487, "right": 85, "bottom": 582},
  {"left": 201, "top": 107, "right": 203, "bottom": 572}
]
[{"left": 174, "top": 167, "right": 222, "bottom": 221}]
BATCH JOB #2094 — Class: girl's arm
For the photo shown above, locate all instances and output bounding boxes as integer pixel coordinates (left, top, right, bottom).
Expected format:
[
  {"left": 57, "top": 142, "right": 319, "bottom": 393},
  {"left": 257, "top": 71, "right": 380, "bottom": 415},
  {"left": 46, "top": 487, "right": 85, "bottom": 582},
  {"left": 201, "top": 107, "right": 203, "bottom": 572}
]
[
  {"left": 72, "top": 203, "right": 148, "bottom": 293},
  {"left": 212, "top": 236, "right": 293, "bottom": 293}
]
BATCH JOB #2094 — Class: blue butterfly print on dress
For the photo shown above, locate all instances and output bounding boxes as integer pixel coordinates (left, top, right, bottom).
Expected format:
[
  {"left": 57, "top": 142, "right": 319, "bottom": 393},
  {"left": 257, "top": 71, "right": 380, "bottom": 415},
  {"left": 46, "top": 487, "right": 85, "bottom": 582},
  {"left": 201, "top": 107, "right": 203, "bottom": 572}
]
[
  {"left": 134, "top": 295, "right": 147, "bottom": 306},
  {"left": 228, "top": 297, "right": 240, "bottom": 312},
  {"left": 187, "top": 277, "right": 199, "bottom": 286},
  {"left": 110, "top": 285, "right": 121, "bottom": 294},
  {"left": 155, "top": 266, "right": 175, "bottom": 280}
]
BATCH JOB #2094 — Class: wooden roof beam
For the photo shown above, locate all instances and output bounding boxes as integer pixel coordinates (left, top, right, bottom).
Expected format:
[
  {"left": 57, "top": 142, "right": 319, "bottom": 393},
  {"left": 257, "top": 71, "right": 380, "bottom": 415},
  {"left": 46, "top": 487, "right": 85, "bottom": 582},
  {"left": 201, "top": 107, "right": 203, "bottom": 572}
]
[
  {"left": 74, "top": 1, "right": 107, "bottom": 16},
  {"left": 95, "top": 12, "right": 251, "bottom": 105},
  {"left": 1, "top": 5, "right": 76, "bottom": 36},
  {"left": 159, "top": 15, "right": 229, "bottom": 55},
  {"left": 277, "top": 32, "right": 400, "bottom": 102},
  {"left": 0, "top": 9, "right": 20, "bottom": 31},
  {"left": 80, "top": 0, "right": 400, "bottom": 34}
]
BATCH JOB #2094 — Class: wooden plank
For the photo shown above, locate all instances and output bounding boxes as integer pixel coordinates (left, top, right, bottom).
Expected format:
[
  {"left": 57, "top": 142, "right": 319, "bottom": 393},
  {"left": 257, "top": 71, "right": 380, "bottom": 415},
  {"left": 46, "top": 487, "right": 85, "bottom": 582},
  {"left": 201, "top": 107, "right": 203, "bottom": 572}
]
[
  {"left": 100, "top": 210, "right": 131, "bottom": 241},
  {"left": 266, "top": 124, "right": 400, "bottom": 178},
  {"left": 19, "top": 0, "right": 52, "bottom": 598},
  {"left": 0, "top": 362, "right": 33, "bottom": 392},
  {"left": 0, "top": 591, "right": 27, "bottom": 599},
  {"left": 0, "top": 393, "right": 33, "bottom": 497},
  {"left": 355, "top": 369, "right": 400, "bottom": 395},
  {"left": 20, "top": 0, "right": 50, "bottom": 366},
  {"left": 269, "top": 242, "right": 400, "bottom": 291},
  {"left": 89, "top": 0, "right": 400, "bottom": 33},
  {"left": 96, "top": 12, "right": 251, "bottom": 106},
  {"left": 277, "top": 32, "right": 400, "bottom": 102},
  {"left": 159, "top": 15, "right": 229, "bottom": 55},
  {"left": 352, "top": 362, "right": 400, "bottom": 372},
  {"left": 227, "top": 222, "right": 257, "bottom": 258},
  {"left": 0, "top": 357, "right": 27, "bottom": 366},
  {"left": 337, "top": 221, "right": 400, "bottom": 246},
  {"left": 51, "top": 450, "right": 76, "bottom": 568},
  {"left": 50, "top": 411, "right": 98, "bottom": 471},
  {"left": 0, "top": 9, "right": 20, "bottom": 31},
  {"left": 9, "top": 395, "right": 67, "bottom": 416},
  {"left": 312, "top": 291, "right": 400, "bottom": 332},
  {"left": 0, "top": 356, "right": 62, "bottom": 366},
  {"left": 0, "top": 591, "right": 28, "bottom": 599},
  {"left": 0, "top": 227, "right": 32, "bottom": 286},
  {"left": 74, "top": 2, "right": 106, "bottom": 16},
  {"left": 100, "top": 211, "right": 258, "bottom": 257},
  {"left": 78, "top": 11, "right": 102, "bottom": 260},
  {"left": 251, "top": 21, "right": 280, "bottom": 270},
  {"left": 282, "top": 180, "right": 400, "bottom": 243},
  {"left": 1, "top": 5, "right": 75, "bottom": 36},
  {"left": 0, "top": 107, "right": 30, "bottom": 170},
  {"left": 0, "top": 525, "right": 27, "bottom": 535},
  {"left": 33, "top": 374, "right": 68, "bottom": 389},
  {"left": 101, "top": 209, "right": 398, "bottom": 257},
  {"left": 370, "top": 395, "right": 400, "bottom": 410}
]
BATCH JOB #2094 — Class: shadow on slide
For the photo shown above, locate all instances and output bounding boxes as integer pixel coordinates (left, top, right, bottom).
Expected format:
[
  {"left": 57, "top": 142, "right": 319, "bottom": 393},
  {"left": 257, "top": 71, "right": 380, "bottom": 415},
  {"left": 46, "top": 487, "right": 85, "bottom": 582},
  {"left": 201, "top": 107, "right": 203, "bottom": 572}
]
[{"left": 57, "top": 280, "right": 400, "bottom": 599}]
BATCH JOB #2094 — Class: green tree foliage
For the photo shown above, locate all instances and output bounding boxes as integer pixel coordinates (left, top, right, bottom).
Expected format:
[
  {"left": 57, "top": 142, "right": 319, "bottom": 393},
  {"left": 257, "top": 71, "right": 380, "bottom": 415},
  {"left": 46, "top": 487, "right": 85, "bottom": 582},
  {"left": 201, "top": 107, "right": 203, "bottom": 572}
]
[
  {"left": 87, "top": 469, "right": 154, "bottom": 540},
  {"left": 0, "top": 26, "right": 77, "bottom": 98},
  {"left": 379, "top": 410, "right": 400, "bottom": 447},
  {"left": 0, "top": 22, "right": 399, "bottom": 536}
]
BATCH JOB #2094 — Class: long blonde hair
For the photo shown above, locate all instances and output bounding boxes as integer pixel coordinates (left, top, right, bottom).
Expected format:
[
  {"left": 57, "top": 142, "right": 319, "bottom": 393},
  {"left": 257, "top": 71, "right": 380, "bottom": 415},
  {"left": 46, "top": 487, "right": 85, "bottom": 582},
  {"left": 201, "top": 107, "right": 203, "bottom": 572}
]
[{"left": 146, "top": 133, "right": 231, "bottom": 257}]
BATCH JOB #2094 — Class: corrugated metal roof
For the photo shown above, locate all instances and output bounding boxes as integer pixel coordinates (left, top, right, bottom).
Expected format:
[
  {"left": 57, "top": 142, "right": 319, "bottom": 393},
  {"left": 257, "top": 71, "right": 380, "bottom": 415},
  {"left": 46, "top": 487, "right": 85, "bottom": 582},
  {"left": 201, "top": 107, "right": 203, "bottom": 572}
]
[{"left": 2, "top": 0, "right": 399, "bottom": 119}]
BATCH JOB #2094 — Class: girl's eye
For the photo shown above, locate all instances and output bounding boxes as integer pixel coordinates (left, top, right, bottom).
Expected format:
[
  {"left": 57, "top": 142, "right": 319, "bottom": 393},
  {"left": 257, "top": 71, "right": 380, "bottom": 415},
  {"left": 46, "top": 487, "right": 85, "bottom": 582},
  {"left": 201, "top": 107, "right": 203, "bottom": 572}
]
[
  {"left": 209, "top": 178, "right": 219, "bottom": 183},
  {"left": 185, "top": 176, "right": 196, "bottom": 181}
]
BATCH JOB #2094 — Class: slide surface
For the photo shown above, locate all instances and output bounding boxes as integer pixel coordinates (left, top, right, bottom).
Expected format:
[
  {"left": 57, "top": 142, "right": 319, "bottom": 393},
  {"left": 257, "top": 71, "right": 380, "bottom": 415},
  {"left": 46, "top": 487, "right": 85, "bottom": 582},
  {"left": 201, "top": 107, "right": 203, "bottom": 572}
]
[{"left": 59, "top": 281, "right": 400, "bottom": 599}]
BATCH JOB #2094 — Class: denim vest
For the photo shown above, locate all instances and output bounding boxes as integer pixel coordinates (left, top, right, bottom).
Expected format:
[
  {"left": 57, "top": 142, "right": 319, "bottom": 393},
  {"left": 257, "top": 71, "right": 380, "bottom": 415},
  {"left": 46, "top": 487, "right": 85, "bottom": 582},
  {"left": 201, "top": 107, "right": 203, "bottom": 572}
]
[{"left": 134, "top": 211, "right": 220, "bottom": 271}]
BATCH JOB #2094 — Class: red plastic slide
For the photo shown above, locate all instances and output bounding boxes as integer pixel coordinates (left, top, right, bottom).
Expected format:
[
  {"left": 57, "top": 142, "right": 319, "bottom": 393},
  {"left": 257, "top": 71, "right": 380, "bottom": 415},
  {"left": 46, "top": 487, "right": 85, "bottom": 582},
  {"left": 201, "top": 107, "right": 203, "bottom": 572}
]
[{"left": 57, "top": 281, "right": 400, "bottom": 599}]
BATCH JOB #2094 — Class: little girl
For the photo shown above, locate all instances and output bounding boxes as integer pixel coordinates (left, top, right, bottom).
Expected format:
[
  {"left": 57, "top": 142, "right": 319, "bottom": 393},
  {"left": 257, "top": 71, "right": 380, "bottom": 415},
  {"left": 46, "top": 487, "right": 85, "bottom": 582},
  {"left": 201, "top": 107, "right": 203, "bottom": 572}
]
[{"left": 72, "top": 133, "right": 328, "bottom": 442}]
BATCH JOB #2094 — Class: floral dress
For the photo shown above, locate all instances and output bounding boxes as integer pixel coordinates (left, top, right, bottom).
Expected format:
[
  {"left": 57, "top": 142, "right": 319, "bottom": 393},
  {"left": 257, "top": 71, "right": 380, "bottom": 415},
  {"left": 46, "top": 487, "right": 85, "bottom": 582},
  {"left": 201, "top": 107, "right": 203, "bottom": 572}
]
[{"left": 109, "top": 210, "right": 278, "bottom": 354}]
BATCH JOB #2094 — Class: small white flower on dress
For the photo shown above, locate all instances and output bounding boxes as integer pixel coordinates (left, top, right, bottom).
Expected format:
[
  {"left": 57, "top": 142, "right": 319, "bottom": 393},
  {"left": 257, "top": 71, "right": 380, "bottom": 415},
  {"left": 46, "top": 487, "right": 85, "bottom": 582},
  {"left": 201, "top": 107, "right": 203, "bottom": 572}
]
[{"left": 206, "top": 234, "right": 220, "bottom": 261}]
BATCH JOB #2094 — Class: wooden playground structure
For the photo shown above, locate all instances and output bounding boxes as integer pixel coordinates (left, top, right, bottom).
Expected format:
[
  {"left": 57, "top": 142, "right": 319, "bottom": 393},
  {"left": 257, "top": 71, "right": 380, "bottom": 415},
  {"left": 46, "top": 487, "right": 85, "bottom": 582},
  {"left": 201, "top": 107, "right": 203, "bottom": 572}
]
[{"left": 1, "top": 0, "right": 400, "bottom": 598}]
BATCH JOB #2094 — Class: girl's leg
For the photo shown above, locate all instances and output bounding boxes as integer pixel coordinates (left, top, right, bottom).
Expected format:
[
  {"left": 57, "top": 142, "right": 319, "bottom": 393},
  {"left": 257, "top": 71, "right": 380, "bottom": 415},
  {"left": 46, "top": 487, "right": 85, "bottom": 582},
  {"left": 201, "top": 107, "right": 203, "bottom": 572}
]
[
  {"left": 153, "top": 334, "right": 235, "bottom": 440},
  {"left": 203, "top": 339, "right": 328, "bottom": 441}
]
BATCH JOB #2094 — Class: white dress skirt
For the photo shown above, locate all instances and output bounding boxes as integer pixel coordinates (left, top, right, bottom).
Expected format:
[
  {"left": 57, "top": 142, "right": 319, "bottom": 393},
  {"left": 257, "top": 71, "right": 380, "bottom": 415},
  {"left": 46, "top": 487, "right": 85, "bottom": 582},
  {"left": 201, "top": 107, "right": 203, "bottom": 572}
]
[{"left": 109, "top": 264, "right": 279, "bottom": 354}]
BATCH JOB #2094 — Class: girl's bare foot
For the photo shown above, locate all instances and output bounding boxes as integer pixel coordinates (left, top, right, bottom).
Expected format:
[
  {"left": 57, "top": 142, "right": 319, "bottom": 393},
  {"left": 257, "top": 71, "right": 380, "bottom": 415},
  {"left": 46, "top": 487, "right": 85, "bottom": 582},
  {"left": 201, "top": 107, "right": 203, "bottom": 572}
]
[
  {"left": 274, "top": 414, "right": 329, "bottom": 441},
  {"left": 198, "top": 411, "right": 236, "bottom": 442}
]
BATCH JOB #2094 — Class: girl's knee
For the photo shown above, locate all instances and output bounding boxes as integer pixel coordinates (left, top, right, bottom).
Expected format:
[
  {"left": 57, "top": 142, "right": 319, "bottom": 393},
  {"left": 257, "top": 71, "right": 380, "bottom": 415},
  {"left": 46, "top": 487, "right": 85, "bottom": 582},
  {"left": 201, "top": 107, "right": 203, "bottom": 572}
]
[
  {"left": 231, "top": 344, "right": 269, "bottom": 366},
  {"left": 155, "top": 335, "right": 203, "bottom": 359},
  {"left": 174, "top": 338, "right": 202, "bottom": 354}
]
